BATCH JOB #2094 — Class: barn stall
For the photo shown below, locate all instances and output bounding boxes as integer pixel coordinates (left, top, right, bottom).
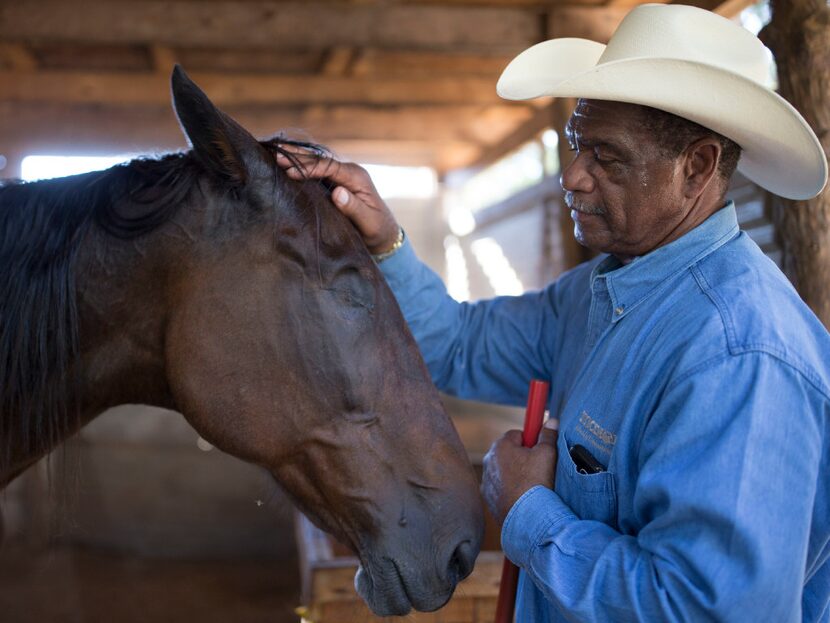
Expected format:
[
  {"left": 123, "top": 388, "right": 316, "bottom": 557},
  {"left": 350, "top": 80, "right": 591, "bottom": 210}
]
[{"left": 0, "top": 1, "right": 813, "bottom": 622}]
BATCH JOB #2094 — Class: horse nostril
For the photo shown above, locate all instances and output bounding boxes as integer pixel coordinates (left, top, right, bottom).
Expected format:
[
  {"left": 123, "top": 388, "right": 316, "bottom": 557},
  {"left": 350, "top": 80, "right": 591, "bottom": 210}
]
[{"left": 448, "top": 540, "right": 475, "bottom": 583}]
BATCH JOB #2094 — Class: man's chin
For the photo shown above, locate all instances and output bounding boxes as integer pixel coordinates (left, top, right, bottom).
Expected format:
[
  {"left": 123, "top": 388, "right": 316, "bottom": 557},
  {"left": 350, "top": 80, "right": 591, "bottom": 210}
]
[{"left": 572, "top": 224, "right": 606, "bottom": 253}]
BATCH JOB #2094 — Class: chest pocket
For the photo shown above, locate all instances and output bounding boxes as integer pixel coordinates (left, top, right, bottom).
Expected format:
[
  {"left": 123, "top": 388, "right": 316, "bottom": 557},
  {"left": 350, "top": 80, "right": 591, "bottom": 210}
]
[{"left": 556, "top": 430, "right": 618, "bottom": 528}]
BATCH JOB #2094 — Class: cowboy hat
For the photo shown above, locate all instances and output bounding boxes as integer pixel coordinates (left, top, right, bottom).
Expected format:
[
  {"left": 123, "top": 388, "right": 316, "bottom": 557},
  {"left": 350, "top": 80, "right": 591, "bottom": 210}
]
[{"left": 497, "top": 3, "right": 827, "bottom": 200}]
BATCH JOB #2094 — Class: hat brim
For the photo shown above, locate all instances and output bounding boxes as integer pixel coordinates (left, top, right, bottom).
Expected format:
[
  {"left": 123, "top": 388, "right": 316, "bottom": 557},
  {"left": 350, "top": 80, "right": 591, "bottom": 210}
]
[{"left": 498, "top": 38, "right": 828, "bottom": 200}]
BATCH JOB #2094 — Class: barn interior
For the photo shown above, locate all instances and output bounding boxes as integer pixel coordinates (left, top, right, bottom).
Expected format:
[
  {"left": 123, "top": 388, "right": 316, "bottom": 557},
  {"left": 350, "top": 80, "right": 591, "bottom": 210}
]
[{"left": 0, "top": 1, "right": 779, "bottom": 621}]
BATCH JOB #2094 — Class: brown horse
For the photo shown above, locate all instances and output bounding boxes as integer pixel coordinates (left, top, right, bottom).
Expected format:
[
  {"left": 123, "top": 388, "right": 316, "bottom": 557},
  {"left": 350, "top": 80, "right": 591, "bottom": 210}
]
[{"left": 0, "top": 66, "right": 483, "bottom": 616}]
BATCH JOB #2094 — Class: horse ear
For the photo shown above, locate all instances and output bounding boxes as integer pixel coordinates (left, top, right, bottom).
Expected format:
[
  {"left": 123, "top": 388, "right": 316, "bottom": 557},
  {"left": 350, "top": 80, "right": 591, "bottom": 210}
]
[{"left": 170, "top": 65, "right": 271, "bottom": 185}]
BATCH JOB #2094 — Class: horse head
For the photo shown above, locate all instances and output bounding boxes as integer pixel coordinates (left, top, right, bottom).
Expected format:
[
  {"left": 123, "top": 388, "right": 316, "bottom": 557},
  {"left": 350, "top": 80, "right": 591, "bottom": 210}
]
[{"left": 157, "top": 67, "right": 484, "bottom": 615}]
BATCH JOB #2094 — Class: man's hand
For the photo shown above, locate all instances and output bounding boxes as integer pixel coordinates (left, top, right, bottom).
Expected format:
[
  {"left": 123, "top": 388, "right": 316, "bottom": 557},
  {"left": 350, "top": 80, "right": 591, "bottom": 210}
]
[
  {"left": 275, "top": 147, "right": 401, "bottom": 255},
  {"left": 481, "top": 424, "right": 558, "bottom": 526}
]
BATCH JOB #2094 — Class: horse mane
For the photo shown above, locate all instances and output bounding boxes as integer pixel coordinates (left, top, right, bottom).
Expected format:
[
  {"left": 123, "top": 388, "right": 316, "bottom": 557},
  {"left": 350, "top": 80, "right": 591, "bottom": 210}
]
[{"left": 0, "top": 138, "right": 325, "bottom": 471}]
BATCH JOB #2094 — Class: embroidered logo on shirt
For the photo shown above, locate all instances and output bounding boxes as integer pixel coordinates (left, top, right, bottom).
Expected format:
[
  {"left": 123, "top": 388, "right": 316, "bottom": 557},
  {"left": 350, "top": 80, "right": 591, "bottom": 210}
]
[{"left": 575, "top": 411, "right": 617, "bottom": 455}]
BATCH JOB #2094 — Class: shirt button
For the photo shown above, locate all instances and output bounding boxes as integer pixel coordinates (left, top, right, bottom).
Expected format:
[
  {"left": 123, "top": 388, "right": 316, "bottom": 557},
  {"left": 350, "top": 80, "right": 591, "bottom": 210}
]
[{"left": 615, "top": 306, "right": 625, "bottom": 315}]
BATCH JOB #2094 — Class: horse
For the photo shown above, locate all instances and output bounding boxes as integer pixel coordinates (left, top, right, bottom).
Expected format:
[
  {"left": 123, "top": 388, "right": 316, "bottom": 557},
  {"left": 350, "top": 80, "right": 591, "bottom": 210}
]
[{"left": 0, "top": 66, "right": 484, "bottom": 616}]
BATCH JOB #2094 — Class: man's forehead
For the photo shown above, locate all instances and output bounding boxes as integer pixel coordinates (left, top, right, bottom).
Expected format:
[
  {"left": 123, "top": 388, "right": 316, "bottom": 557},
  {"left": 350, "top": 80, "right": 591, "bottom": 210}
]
[{"left": 565, "top": 99, "right": 645, "bottom": 140}]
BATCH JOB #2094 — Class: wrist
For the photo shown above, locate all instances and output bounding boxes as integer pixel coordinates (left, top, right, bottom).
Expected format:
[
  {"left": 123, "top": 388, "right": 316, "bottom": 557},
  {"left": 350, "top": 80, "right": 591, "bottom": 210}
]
[{"left": 371, "top": 227, "right": 405, "bottom": 263}]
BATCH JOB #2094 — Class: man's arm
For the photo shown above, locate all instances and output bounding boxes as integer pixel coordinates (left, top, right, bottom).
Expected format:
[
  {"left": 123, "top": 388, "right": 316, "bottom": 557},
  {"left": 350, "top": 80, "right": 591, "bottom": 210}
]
[
  {"left": 378, "top": 238, "right": 558, "bottom": 404},
  {"left": 501, "top": 352, "right": 821, "bottom": 622}
]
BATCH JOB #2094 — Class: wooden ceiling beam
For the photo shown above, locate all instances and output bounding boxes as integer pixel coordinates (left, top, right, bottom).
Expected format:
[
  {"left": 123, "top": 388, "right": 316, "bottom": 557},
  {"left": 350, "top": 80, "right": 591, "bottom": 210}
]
[
  {"left": 0, "top": 70, "right": 505, "bottom": 106},
  {"left": 0, "top": 43, "right": 38, "bottom": 71},
  {"left": 150, "top": 46, "right": 178, "bottom": 74},
  {"left": 670, "top": 0, "right": 756, "bottom": 17},
  {"left": 0, "top": 1, "right": 542, "bottom": 54},
  {"left": 351, "top": 49, "right": 513, "bottom": 77},
  {"left": 0, "top": 101, "right": 530, "bottom": 156},
  {"left": 547, "top": 6, "right": 632, "bottom": 42},
  {"left": 320, "top": 47, "right": 357, "bottom": 77}
]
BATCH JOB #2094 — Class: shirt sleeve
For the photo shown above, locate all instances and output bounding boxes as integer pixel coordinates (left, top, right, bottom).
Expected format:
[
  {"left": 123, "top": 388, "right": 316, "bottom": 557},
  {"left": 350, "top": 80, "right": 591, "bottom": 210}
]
[
  {"left": 379, "top": 238, "right": 559, "bottom": 406},
  {"left": 502, "top": 351, "right": 823, "bottom": 622}
]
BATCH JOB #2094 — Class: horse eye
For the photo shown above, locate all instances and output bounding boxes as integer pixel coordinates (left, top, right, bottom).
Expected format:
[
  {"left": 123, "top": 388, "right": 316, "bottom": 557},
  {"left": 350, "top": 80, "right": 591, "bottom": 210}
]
[
  {"left": 334, "top": 268, "right": 375, "bottom": 310},
  {"left": 343, "top": 411, "right": 379, "bottom": 426}
]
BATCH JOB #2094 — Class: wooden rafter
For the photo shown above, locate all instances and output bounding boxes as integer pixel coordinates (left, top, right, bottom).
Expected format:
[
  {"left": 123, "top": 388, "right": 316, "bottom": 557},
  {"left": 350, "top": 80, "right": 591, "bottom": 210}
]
[
  {"left": 351, "top": 49, "right": 513, "bottom": 77},
  {"left": 0, "top": 2, "right": 543, "bottom": 54},
  {"left": 320, "top": 47, "right": 357, "bottom": 76},
  {"left": 0, "top": 70, "right": 506, "bottom": 106},
  {"left": 0, "top": 0, "right": 755, "bottom": 173},
  {"left": 547, "top": 5, "right": 632, "bottom": 41},
  {"left": 0, "top": 43, "right": 37, "bottom": 71},
  {"left": 150, "top": 46, "right": 178, "bottom": 74},
  {"left": 0, "top": 101, "right": 533, "bottom": 167}
]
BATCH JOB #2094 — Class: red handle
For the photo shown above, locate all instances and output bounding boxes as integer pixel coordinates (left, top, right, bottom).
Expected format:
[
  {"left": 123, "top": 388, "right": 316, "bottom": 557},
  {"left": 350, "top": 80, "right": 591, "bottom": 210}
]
[{"left": 494, "top": 379, "right": 550, "bottom": 623}]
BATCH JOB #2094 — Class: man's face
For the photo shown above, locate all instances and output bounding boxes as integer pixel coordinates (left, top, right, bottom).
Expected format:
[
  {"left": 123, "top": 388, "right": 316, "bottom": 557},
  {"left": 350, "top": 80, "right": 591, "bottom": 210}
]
[{"left": 562, "top": 99, "right": 689, "bottom": 260}]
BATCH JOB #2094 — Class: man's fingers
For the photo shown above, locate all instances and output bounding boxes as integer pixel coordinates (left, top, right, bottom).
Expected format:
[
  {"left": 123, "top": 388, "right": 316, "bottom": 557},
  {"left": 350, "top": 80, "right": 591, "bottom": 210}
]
[
  {"left": 331, "top": 186, "right": 366, "bottom": 220},
  {"left": 504, "top": 429, "right": 524, "bottom": 446},
  {"left": 274, "top": 150, "right": 399, "bottom": 254},
  {"left": 276, "top": 151, "right": 343, "bottom": 181},
  {"left": 537, "top": 426, "right": 558, "bottom": 448}
]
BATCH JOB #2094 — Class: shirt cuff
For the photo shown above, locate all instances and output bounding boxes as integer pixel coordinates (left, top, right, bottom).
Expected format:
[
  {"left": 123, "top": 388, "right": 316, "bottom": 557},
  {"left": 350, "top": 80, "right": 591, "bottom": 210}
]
[
  {"left": 501, "top": 485, "right": 577, "bottom": 568},
  {"left": 378, "top": 237, "right": 419, "bottom": 286}
]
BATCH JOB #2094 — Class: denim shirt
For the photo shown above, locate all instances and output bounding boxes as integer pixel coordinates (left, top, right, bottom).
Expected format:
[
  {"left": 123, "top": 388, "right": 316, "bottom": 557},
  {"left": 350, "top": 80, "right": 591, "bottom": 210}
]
[{"left": 380, "top": 203, "right": 830, "bottom": 622}]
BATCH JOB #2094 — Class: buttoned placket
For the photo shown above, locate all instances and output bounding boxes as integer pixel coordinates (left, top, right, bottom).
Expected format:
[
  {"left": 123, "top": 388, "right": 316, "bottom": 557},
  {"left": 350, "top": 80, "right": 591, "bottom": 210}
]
[{"left": 583, "top": 275, "right": 614, "bottom": 355}]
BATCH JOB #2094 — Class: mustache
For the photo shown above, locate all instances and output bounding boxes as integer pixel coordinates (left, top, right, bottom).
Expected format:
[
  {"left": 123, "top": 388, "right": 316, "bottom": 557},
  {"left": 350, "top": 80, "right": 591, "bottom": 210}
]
[{"left": 564, "top": 192, "right": 606, "bottom": 215}]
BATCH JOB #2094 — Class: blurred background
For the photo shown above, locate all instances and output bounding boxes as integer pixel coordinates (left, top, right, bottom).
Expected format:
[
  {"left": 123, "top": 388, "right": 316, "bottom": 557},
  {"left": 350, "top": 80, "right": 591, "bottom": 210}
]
[{"left": 0, "top": 1, "right": 782, "bottom": 621}]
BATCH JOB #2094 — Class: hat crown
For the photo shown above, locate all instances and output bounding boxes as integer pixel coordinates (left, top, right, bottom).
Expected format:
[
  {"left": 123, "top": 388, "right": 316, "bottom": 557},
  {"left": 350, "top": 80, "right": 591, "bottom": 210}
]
[{"left": 599, "top": 4, "right": 771, "bottom": 86}]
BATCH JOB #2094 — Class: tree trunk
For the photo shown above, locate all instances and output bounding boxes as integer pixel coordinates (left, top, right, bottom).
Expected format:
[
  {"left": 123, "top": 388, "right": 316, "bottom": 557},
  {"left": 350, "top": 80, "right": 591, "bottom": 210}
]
[{"left": 759, "top": 0, "right": 830, "bottom": 329}]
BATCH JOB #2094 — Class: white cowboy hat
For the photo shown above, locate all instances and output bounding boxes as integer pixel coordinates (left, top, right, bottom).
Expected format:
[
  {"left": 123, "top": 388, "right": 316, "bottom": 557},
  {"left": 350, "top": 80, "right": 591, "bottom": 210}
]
[{"left": 497, "top": 3, "right": 827, "bottom": 200}]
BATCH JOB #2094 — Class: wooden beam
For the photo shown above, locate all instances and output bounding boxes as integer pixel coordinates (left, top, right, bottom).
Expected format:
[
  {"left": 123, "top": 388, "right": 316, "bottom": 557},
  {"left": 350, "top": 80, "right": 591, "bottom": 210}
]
[
  {"left": 670, "top": 0, "right": 756, "bottom": 18},
  {"left": 547, "top": 6, "right": 632, "bottom": 42},
  {"left": 712, "top": 0, "right": 757, "bottom": 17},
  {"left": 176, "top": 48, "right": 321, "bottom": 75},
  {"left": 0, "top": 70, "right": 505, "bottom": 106},
  {"left": 0, "top": 102, "right": 532, "bottom": 168},
  {"left": 351, "top": 49, "right": 513, "bottom": 77},
  {"left": 0, "top": 147, "right": 24, "bottom": 179},
  {"left": 0, "top": 43, "right": 37, "bottom": 71},
  {"left": 150, "top": 46, "right": 178, "bottom": 74},
  {"left": 604, "top": 0, "right": 662, "bottom": 6},
  {"left": 320, "top": 47, "right": 356, "bottom": 77},
  {"left": 449, "top": 101, "right": 557, "bottom": 180},
  {"left": 0, "top": 102, "right": 529, "bottom": 143},
  {"left": 0, "top": 2, "right": 543, "bottom": 54},
  {"left": 27, "top": 43, "right": 150, "bottom": 72}
]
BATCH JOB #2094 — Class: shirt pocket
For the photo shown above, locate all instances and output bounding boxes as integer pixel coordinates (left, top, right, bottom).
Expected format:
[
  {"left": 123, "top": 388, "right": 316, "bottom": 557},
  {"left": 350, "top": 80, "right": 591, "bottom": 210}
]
[{"left": 556, "top": 431, "right": 618, "bottom": 528}]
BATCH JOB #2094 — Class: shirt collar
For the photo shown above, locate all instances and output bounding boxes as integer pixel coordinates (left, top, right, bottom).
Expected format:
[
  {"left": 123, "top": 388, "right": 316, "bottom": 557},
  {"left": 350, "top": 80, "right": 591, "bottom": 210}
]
[{"left": 591, "top": 202, "right": 740, "bottom": 322}]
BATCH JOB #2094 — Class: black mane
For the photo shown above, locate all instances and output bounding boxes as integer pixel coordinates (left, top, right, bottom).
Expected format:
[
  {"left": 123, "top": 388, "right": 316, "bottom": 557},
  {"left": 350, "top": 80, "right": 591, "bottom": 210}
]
[{"left": 0, "top": 139, "right": 325, "bottom": 471}]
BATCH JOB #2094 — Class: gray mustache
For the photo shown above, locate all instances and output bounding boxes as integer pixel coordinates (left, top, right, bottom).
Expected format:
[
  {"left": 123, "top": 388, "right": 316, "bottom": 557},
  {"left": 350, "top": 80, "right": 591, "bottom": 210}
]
[{"left": 565, "top": 192, "right": 606, "bottom": 215}]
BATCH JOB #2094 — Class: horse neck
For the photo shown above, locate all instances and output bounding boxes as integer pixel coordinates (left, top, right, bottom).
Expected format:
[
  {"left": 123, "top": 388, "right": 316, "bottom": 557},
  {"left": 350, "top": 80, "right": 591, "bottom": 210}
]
[
  {"left": 73, "top": 226, "right": 177, "bottom": 421},
  {"left": 0, "top": 168, "right": 195, "bottom": 485}
]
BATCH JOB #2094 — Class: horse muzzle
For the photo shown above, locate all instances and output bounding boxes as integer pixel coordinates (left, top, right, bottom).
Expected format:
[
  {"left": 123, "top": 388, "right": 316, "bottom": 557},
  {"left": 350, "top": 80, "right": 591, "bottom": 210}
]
[{"left": 354, "top": 534, "right": 480, "bottom": 616}]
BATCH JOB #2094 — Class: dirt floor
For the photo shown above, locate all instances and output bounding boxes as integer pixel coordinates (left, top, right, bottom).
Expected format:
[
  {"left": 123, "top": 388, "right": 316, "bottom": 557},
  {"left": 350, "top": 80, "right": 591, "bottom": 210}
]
[{"left": 0, "top": 542, "right": 301, "bottom": 623}]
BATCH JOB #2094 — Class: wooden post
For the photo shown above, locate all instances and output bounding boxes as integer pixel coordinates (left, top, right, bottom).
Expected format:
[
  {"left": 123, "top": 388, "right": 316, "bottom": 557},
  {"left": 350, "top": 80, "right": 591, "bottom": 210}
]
[
  {"left": 760, "top": 0, "right": 830, "bottom": 329},
  {"left": 0, "top": 148, "right": 24, "bottom": 180}
]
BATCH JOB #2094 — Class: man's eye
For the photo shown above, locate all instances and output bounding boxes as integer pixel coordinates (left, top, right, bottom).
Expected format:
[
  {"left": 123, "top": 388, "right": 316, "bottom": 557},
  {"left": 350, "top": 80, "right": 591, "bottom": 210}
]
[{"left": 594, "top": 150, "right": 617, "bottom": 164}]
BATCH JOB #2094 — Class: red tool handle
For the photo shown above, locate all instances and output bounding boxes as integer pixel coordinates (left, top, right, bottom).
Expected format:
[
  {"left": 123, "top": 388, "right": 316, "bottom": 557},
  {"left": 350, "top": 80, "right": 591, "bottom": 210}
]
[{"left": 494, "top": 379, "right": 550, "bottom": 623}]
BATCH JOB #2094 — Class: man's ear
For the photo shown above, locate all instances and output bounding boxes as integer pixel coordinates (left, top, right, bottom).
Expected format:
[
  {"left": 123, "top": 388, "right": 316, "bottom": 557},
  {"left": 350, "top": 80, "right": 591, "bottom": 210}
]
[
  {"left": 682, "top": 137, "right": 722, "bottom": 199},
  {"left": 171, "top": 65, "right": 272, "bottom": 186}
]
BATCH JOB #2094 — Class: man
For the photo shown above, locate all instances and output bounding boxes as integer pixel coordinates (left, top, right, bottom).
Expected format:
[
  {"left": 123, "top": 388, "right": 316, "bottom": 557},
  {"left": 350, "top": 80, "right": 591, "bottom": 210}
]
[{"left": 278, "top": 4, "right": 830, "bottom": 621}]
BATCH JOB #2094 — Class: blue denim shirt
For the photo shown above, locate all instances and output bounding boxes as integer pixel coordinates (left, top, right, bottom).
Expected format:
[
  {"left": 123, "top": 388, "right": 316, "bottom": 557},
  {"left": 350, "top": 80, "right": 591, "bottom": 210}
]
[{"left": 380, "top": 203, "right": 830, "bottom": 622}]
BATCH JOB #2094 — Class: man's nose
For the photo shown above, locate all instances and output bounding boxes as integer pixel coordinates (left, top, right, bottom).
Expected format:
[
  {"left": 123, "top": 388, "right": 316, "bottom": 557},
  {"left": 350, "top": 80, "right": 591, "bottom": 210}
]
[{"left": 560, "top": 152, "right": 594, "bottom": 194}]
